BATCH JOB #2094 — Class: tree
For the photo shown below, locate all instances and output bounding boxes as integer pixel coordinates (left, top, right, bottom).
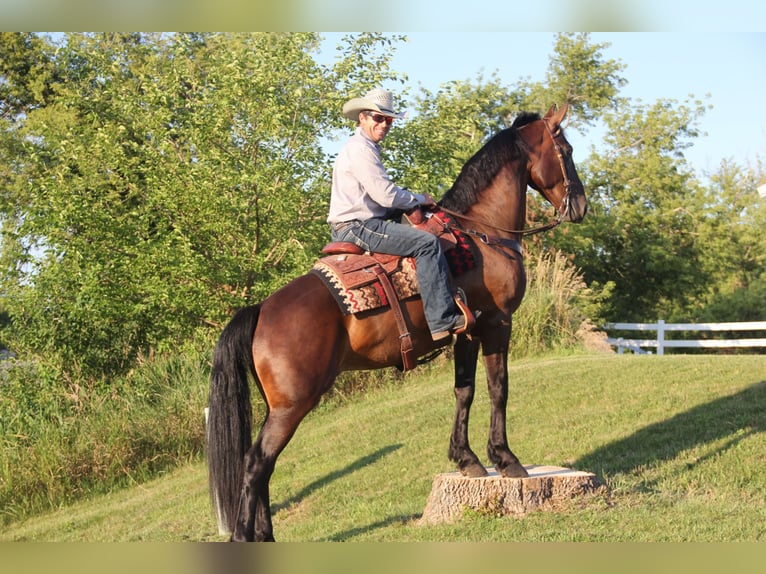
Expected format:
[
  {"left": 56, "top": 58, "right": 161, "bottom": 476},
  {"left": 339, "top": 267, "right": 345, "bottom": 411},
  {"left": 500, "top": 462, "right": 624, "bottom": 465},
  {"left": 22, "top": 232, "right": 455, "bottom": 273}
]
[
  {"left": 558, "top": 98, "right": 711, "bottom": 321},
  {"left": 692, "top": 158, "right": 766, "bottom": 322},
  {"left": 386, "top": 74, "right": 514, "bottom": 196},
  {"left": 387, "top": 34, "right": 626, "bottom": 201},
  {"left": 0, "top": 32, "right": 405, "bottom": 379},
  {"left": 517, "top": 32, "right": 627, "bottom": 129},
  {"left": 0, "top": 32, "right": 59, "bottom": 120}
]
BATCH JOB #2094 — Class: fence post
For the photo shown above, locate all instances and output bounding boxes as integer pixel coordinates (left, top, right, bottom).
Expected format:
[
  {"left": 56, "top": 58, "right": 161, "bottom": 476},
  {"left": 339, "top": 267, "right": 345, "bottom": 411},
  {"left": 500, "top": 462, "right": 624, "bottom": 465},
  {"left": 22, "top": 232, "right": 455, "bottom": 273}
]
[{"left": 657, "top": 320, "right": 665, "bottom": 356}]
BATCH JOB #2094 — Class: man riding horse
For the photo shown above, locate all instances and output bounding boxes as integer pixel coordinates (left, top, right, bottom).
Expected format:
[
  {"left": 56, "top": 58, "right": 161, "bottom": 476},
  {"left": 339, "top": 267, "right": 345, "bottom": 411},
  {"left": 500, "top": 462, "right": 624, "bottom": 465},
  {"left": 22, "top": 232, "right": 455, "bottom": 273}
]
[{"left": 328, "top": 88, "right": 473, "bottom": 342}]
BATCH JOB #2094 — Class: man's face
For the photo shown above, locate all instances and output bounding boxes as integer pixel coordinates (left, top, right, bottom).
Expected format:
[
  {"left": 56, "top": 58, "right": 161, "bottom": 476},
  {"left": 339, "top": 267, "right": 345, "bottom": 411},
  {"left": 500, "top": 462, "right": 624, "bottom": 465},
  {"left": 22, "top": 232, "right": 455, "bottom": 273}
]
[{"left": 359, "top": 111, "right": 394, "bottom": 143}]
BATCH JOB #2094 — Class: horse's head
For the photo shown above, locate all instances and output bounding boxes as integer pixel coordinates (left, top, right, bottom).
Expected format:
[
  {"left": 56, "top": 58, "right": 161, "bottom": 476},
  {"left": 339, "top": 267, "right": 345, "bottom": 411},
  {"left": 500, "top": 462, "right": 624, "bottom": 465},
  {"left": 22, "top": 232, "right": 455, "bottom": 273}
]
[{"left": 524, "top": 104, "right": 587, "bottom": 223}]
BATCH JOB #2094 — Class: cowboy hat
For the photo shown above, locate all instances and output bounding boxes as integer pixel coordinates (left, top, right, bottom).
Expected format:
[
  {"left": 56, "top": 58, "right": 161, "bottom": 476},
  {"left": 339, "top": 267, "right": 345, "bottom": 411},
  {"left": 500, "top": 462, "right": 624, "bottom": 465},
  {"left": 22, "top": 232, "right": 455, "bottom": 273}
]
[{"left": 342, "top": 88, "right": 406, "bottom": 121}]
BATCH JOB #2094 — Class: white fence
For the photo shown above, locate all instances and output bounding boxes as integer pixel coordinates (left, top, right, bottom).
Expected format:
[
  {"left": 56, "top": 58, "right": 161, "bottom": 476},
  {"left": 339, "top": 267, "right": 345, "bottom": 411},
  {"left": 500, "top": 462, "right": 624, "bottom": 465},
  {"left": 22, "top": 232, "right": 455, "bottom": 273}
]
[{"left": 604, "top": 320, "right": 766, "bottom": 355}]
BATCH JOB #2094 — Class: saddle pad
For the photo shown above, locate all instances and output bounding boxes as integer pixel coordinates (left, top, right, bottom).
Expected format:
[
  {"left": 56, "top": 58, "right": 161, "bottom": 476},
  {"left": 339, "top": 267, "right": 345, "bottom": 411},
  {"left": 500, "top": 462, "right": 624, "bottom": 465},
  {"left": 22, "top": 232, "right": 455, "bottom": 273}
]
[
  {"left": 431, "top": 210, "right": 474, "bottom": 275},
  {"left": 311, "top": 256, "right": 420, "bottom": 316}
]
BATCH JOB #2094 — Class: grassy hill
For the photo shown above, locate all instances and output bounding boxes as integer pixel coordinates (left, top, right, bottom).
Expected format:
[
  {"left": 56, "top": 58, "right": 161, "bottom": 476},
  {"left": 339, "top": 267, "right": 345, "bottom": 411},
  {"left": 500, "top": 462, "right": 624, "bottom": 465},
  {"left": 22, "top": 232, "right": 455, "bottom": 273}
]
[{"left": 2, "top": 353, "right": 764, "bottom": 542}]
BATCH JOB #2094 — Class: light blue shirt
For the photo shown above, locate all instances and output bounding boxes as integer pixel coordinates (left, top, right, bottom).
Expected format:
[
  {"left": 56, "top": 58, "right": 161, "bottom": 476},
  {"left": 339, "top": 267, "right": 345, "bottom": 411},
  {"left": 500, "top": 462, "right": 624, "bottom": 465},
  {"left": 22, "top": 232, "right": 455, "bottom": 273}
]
[{"left": 328, "top": 127, "right": 425, "bottom": 223}]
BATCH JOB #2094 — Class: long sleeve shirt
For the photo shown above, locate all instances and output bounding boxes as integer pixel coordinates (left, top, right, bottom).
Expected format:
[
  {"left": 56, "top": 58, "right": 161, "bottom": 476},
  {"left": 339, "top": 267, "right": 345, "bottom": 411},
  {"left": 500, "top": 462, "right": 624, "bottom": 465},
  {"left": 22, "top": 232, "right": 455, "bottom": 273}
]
[{"left": 328, "top": 127, "right": 426, "bottom": 224}]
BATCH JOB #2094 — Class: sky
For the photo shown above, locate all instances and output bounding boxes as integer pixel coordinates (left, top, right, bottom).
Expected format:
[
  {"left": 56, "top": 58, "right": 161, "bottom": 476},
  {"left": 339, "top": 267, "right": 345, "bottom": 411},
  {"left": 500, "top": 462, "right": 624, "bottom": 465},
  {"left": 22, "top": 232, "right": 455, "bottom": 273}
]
[{"left": 320, "top": 32, "right": 766, "bottom": 182}]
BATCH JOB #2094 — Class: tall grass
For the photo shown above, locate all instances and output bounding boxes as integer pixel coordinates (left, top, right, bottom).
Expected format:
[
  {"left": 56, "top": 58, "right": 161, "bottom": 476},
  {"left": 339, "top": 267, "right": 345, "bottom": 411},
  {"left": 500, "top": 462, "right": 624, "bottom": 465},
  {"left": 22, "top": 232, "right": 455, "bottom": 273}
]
[
  {"left": 512, "top": 250, "right": 602, "bottom": 358},
  {"left": 0, "top": 353, "right": 209, "bottom": 525}
]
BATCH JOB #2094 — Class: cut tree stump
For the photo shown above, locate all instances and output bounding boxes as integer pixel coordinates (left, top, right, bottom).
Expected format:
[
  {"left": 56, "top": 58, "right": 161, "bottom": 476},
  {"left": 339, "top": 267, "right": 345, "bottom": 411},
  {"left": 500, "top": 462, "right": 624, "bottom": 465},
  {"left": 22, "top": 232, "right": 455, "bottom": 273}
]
[{"left": 418, "top": 465, "right": 605, "bottom": 525}]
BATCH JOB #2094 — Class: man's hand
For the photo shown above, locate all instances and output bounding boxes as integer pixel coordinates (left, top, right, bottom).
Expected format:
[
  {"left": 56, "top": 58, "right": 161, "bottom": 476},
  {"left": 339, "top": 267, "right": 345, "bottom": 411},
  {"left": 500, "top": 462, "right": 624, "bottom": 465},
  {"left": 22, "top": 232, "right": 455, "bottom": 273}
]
[{"left": 420, "top": 193, "right": 437, "bottom": 208}]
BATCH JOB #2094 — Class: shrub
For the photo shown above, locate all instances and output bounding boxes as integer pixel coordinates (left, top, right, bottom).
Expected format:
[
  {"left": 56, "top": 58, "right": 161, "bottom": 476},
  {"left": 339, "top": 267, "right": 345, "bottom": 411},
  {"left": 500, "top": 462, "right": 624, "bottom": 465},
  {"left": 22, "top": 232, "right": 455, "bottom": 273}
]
[
  {"left": 0, "top": 353, "right": 209, "bottom": 525},
  {"left": 511, "top": 250, "right": 604, "bottom": 358}
]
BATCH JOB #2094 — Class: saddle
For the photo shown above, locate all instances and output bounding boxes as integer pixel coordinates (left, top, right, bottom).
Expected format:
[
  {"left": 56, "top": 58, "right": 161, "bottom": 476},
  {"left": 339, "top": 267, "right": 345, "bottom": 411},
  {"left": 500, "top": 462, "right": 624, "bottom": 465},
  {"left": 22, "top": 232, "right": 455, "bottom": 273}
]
[
  {"left": 313, "top": 208, "right": 473, "bottom": 371},
  {"left": 322, "top": 208, "right": 457, "bottom": 266}
]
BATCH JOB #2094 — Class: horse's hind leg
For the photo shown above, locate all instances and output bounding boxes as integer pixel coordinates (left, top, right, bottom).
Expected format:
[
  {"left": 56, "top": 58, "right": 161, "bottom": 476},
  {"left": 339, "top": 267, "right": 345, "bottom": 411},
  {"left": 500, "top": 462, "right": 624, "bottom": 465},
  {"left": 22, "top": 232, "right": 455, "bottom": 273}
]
[
  {"left": 232, "top": 403, "right": 315, "bottom": 542},
  {"left": 448, "top": 335, "right": 488, "bottom": 477}
]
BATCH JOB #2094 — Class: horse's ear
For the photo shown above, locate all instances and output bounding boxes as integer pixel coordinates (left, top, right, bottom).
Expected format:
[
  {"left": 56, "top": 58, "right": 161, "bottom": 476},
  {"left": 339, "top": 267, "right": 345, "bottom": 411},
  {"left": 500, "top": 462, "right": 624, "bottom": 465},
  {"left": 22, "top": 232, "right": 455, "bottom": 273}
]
[{"left": 544, "top": 103, "right": 569, "bottom": 127}]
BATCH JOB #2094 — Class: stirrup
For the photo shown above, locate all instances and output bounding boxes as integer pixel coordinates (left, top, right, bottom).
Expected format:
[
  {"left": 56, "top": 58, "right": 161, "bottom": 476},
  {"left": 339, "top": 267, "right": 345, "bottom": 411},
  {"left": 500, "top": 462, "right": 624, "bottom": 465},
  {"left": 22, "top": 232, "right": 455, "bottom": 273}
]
[{"left": 453, "top": 287, "right": 475, "bottom": 334}]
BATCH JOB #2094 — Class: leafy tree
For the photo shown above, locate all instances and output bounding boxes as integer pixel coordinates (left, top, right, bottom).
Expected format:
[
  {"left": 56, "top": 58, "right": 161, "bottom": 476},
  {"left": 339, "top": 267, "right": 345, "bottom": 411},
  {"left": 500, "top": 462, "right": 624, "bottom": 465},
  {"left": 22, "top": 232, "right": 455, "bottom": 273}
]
[
  {"left": 559, "top": 98, "right": 710, "bottom": 321},
  {"left": 0, "top": 32, "right": 404, "bottom": 379},
  {"left": 4, "top": 29, "right": 760, "bottom": 381},
  {"left": 517, "top": 32, "right": 627, "bottom": 129},
  {"left": 388, "top": 34, "right": 626, "bottom": 201},
  {"left": 0, "top": 32, "right": 60, "bottom": 120},
  {"left": 387, "top": 74, "right": 513, "bottom": 196},
  {"left": 692, "top": 158, "right": 766, "bottom": 322}
]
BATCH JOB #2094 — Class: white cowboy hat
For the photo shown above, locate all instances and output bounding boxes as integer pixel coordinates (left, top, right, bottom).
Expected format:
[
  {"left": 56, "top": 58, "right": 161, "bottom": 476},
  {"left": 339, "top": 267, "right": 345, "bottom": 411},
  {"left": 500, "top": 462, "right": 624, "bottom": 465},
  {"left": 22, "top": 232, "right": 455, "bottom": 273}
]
[{"left": 341, "top": 88, "right": 406, "bottom": 121}]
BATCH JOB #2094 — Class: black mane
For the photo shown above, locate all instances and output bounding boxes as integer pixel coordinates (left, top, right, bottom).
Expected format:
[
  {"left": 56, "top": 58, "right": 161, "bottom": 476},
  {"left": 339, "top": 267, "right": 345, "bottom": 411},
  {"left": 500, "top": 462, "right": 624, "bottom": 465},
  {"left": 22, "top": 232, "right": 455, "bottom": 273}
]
[{"left": 440, "top": 112, "right": 540, "bottom": 213}]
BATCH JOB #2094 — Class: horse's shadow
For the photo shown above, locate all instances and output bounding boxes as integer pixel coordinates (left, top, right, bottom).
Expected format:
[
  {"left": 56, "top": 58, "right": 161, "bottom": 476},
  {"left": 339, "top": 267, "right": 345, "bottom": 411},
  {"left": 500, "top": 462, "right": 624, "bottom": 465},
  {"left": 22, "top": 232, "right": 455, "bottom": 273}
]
[
  {"left": 574, "top": 380, "right": 765, "bottom": 483},
  {"left": 272, "top": 443, "right": 403, "bottom": 514},
  {"left": 324, "top": 514, "right": 421, "bottom": 541}
]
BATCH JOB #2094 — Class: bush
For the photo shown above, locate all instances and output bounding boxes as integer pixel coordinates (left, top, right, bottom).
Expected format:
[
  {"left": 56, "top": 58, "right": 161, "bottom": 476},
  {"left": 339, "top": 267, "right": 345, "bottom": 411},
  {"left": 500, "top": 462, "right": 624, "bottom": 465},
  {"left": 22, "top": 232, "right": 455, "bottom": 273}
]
[
  {"left": 511, "top": 250, "right": 604, "bottom": 358},
  {"left": 0, "top": 353, "right": 209, "bottom": 525}
]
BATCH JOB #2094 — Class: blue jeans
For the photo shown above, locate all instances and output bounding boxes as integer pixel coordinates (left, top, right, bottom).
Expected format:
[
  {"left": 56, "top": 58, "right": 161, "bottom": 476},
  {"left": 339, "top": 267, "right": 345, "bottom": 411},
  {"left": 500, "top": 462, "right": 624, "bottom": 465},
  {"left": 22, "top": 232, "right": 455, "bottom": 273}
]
[{"left": 331, "top": 218, "right": 458, "bottom": 334}]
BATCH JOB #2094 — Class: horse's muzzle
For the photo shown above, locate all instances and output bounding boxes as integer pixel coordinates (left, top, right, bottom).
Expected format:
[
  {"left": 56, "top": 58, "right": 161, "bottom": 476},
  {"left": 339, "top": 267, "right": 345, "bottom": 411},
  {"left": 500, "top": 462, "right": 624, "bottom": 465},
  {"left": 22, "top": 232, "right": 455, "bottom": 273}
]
[{"left": 564, "top": 188, "right": 588, "bottom": 223}]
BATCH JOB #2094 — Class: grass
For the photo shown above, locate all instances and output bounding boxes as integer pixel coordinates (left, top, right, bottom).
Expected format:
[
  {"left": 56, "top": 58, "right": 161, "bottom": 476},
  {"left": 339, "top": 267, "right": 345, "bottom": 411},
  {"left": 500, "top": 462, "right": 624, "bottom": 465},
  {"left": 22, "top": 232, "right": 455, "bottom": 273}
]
[
  {"left": 2, "top": 353, "right": 764, "bottom": 542},
  {"left": 0, "top": 353, "right": 209, "bottom": 525}
]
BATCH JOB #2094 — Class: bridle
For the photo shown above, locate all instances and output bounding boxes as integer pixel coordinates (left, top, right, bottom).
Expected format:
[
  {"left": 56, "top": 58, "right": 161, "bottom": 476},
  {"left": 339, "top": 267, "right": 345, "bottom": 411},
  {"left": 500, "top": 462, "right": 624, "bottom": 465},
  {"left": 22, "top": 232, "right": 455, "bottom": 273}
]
[
  {"left": 439, "top": 115, "right": 575, "bottom": 240},
  {"left": 538, "top": 115, "right": 577, "bottom": 223}
]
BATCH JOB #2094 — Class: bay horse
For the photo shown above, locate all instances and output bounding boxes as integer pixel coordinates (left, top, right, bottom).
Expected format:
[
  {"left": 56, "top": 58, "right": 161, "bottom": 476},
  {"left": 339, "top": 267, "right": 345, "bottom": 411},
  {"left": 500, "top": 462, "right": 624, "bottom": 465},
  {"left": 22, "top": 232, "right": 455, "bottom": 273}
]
[{"left": 207, "top": 103, "right": 587, "bottom": 541}]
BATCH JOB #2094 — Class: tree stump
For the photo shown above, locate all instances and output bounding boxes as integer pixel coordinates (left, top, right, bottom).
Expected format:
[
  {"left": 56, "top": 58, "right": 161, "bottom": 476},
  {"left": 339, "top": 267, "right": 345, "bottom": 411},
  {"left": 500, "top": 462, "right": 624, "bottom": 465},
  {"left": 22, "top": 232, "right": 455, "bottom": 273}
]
[{"left": 418, "top": 465, "right": 605, "bottom": 525}]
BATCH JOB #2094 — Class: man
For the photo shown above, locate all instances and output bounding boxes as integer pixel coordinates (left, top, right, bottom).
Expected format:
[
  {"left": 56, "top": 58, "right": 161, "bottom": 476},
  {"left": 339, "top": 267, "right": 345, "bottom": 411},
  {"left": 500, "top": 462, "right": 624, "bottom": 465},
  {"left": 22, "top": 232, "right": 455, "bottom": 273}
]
[{"left": 328, "top": 88, "right": 470, "bottom": 342}]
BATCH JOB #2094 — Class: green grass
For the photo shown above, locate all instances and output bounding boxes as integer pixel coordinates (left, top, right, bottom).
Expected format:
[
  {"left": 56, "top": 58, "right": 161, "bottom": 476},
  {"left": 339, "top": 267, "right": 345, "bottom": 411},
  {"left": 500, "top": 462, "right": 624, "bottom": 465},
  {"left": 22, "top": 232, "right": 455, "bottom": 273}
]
[{"left": 2, "top": 353, "right": 764, "bottom": 542}]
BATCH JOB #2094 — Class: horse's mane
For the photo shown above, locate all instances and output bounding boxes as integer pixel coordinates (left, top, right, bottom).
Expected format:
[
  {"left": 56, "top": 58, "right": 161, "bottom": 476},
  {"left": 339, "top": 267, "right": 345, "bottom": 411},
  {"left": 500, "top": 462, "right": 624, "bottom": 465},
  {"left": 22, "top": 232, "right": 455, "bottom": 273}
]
[{"left": 440, "top": 112, "right": 540, "bottom": 213}]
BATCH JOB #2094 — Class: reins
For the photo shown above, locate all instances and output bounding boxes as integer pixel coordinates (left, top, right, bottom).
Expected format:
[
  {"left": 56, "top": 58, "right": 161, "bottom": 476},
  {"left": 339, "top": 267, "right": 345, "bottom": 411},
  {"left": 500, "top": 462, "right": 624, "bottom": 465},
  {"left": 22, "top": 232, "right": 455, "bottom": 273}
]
[{"left": 438, "top": 205, "right": 562, "bottom": 237}]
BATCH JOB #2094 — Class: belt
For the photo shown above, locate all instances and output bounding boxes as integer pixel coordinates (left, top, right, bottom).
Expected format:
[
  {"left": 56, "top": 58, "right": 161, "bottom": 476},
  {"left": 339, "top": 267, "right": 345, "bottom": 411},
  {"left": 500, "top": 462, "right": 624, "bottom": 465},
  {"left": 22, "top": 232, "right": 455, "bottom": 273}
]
[{"left": 331, "top": 220, "right": 360, "bottom": 232}]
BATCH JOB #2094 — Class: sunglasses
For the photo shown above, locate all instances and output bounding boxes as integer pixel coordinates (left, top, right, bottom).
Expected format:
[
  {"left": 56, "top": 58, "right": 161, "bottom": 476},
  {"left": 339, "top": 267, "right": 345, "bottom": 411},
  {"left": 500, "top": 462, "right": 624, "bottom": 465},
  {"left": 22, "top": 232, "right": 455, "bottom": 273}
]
[{"left": 365, "top": 111, "right": 394, "bottom": 125}]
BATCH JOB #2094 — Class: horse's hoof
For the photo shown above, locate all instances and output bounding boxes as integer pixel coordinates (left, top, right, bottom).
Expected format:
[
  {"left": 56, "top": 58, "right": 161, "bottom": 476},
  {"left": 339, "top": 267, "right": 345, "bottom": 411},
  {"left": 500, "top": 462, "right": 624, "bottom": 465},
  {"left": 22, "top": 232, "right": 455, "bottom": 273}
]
[
  {"left": 497, "top": 462, "right": 529, "bottom": 478},
  {"left": 460, "top": 463, "right": 489, "bottom": 478}
]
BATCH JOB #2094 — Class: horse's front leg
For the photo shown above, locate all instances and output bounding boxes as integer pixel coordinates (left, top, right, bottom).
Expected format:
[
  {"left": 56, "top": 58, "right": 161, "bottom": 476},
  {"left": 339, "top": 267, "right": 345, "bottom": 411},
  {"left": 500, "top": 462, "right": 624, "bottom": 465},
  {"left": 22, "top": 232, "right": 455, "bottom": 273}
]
[
  {"left": 484, "top": 336, "right": 528, "bottom": 479},
  {"left": 448, "top": 334, "right": 488, "bottom": 477}
]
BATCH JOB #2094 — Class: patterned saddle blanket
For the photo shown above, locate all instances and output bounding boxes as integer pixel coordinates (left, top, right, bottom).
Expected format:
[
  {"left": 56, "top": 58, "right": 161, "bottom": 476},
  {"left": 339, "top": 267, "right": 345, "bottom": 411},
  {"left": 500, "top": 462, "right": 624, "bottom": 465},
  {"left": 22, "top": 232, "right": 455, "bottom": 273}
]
[{"left": 310, "top": 210, "right": 476, "bottom": 316}]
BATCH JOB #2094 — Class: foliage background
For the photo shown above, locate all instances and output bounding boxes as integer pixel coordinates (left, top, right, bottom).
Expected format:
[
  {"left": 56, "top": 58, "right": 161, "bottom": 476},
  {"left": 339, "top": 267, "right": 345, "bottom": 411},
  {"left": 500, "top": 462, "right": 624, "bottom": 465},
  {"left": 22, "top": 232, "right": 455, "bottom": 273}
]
[{"left": 1, "top": 32, "right": 764, "bottom": 381}]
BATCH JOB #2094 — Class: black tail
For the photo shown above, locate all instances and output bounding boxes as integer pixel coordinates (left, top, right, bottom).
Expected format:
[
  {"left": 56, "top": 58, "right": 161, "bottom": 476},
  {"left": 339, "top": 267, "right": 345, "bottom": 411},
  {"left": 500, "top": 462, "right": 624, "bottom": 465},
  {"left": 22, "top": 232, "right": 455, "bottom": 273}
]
[{"left": 206, "top": 305, "right": 261, "bottom": 535}]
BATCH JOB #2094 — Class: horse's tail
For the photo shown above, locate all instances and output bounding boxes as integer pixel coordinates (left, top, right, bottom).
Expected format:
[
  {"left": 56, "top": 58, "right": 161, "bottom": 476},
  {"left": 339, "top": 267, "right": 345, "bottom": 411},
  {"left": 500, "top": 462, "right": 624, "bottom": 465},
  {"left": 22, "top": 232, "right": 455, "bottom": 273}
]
[{"left": 206, "top": 304, "right": 261, "bottom": 536}]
